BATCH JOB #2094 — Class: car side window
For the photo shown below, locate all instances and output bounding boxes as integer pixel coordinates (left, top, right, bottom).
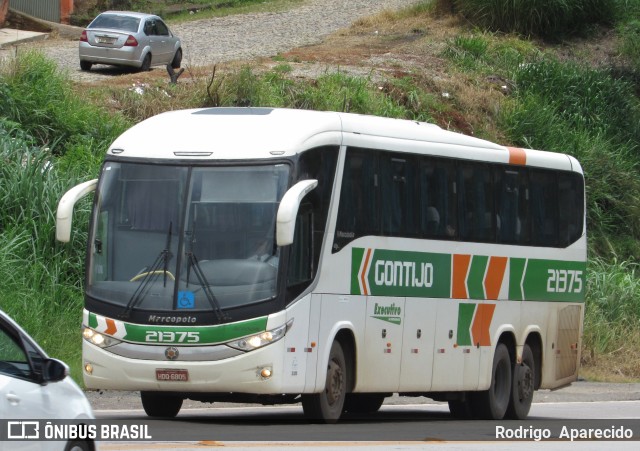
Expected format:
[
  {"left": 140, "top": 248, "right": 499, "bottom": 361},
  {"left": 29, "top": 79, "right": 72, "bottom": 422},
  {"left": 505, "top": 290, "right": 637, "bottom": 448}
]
[
  {"left": 143, "top": 20, "right": 154, "bottom": 36},
  {"left": 156, "top": 20, "right": 170, "bottom": 36},
  {"left": 0, "top": 323, "right": 34, "bottom": 380}
]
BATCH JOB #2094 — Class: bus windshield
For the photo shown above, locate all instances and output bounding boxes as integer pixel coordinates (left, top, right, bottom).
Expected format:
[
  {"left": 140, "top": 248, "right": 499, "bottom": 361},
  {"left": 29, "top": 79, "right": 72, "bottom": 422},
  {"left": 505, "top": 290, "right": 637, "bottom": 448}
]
[{"left": 87, "top": 161, "right": 290, "bottom": 321}]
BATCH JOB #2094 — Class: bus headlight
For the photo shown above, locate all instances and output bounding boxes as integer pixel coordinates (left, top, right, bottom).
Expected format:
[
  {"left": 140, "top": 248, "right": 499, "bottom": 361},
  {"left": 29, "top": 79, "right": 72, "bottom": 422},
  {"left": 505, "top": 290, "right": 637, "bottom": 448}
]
[
  {"left": 82, "top": 327, "right": 121, "bottom": 348},
  {"left": 227, "top": 320, "right": 292, "bottom": 352}
]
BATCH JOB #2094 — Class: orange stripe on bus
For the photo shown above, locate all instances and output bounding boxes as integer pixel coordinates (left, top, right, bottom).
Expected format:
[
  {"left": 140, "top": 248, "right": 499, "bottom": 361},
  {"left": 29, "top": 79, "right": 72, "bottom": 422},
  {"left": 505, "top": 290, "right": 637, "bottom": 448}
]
[
  {"left": 484, "top": 256, "right": 508, "bottom": 300},
  {"left": 508, "top": 147, "right": 527, "bottom": 165},
  {"left": 452, "top": 254, "right": 471, "bottom": 299},
  {"left": 360, "top": 248, "right": 372, "bottom": 296},
  {"left": 471, "top": 303, "right": 496, "bottom": 347},
  {"left": 104, "top": 318, "right": 117, "bottom": 336}
]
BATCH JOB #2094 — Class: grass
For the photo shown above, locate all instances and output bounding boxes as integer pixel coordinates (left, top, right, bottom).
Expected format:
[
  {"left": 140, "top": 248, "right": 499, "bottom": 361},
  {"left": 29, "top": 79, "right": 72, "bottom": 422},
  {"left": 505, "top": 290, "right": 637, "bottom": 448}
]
[{"left": 443, "top": 0, "right": 617, "bottom": 39}]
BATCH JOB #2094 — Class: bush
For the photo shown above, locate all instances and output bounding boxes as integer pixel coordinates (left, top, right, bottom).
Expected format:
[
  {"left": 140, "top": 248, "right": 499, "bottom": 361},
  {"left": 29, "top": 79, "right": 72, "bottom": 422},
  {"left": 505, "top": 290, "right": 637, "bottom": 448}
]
[
  {"left": 503, "top": 58, "right": 640, "bottom": 260},
  {"left": 450, "top": 0, "right": 616, "bottom": 39}
]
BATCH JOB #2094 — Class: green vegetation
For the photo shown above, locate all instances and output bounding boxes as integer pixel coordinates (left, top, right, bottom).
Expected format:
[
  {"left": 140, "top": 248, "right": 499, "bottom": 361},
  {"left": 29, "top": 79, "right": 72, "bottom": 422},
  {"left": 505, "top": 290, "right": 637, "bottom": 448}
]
[
  {"left": 443, "top": 0, "right": 617, "bottom": 39},
  {"left": 0, "top": 52, "right": 128, "bottom": 382},
  {"left": 1, "top": 0, "right": 640, "bottom": 382}
]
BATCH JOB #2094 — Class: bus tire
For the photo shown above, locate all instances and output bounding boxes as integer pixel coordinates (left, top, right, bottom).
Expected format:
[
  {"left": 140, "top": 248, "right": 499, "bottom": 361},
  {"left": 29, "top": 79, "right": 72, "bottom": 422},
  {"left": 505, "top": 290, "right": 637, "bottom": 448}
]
[
  {"left": 140, "top": 391, "right": 183, "bottom": 418},
  {"left": 473, "top": 343, "right": 512, "bottom": 420},
  {"left": 343, "top": 393, "right": 385, "bottom": 414},
  {"left": 505, "top": 344, "right": 535, "bottom": 419},
  {"left": 302, "top": 340, "right": 347, "bottom": 423}
]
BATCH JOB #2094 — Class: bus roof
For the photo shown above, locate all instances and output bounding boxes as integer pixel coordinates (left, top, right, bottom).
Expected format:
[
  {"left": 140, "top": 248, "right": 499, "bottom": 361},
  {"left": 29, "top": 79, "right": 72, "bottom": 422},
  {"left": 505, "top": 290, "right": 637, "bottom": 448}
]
[{"left": 107, "top": 107, "right": 578, "bottom": 172}]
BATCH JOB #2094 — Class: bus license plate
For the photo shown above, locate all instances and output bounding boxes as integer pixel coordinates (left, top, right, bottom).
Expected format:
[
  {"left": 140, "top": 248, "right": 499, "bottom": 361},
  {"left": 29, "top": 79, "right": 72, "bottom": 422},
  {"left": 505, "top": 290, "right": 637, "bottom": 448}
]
[{"left": 156, "top": 369, "right": 189, "bottom": 382}]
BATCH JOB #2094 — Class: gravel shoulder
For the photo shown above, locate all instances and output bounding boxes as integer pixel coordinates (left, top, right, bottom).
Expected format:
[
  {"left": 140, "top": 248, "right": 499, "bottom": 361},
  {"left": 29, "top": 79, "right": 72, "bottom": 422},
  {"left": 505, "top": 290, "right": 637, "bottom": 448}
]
[{"left": 87, "top": 381, "right": 640, "bottom": 411}]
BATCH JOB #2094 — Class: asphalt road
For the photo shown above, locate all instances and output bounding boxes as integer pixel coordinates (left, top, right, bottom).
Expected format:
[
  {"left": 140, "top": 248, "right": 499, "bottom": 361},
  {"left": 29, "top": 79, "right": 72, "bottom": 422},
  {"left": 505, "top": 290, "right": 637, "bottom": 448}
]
[{"left": 91, "top": 398, "right": 640, "bottom": 450}]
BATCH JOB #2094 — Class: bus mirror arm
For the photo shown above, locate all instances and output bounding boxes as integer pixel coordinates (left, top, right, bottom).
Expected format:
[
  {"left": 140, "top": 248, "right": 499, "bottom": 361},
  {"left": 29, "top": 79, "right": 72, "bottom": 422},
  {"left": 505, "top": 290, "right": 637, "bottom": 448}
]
[
  {"left": 276, "top": 179, "right": 318, "bottom": 246},
  {"left": 56, "top": 179, "right": 98, "bottom": 243}
]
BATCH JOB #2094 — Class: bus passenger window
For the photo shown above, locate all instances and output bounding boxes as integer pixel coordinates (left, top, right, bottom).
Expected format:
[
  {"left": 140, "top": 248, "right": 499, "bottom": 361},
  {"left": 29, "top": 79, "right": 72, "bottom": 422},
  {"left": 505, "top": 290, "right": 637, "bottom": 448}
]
[
  {"left": 530, "top": 170, "right": 558, "bottom": 247},
  {"left": 458, "top": 163, "right": 494, "bottom": 242},
  {"left": 558, "top": 172, "right": 584, "bottom": 246},
  {"left": 334, "top": 149, "right": 378, "bottom": 250},
  {"left": 381, "top": 154, "right": 418, "bottom": 237},
  {"left": 419, "top": 159, "right": 456, "bottom": 239},
  {"left": 495, "top": 167, "right": 529, "bottom": 244}
]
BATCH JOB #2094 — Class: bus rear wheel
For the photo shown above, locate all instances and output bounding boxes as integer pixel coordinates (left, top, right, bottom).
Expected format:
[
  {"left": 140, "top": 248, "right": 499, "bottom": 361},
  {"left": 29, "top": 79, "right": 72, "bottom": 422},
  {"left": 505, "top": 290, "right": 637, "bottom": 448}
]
[
  {"left": 473, "top": 343, "right": 512, "bottom": 420},
  {"left": 302, "top": 340, "right": 347, "bottom": 423},
  {"left": 141, "top": 392, "right": 183, "bottom": 418},
  {"left": 505, "top": 344, "right": 535, "bottom": 419}
]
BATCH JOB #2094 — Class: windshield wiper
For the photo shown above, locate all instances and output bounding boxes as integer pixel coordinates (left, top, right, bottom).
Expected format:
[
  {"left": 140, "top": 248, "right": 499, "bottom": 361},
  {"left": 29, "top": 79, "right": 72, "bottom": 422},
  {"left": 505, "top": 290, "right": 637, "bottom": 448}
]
[
  {"left": 122, "top": 223, "right": 173, "bottom": 319},
  {"left": 185, "top": 221, "right": 229, "bottom": 323}
]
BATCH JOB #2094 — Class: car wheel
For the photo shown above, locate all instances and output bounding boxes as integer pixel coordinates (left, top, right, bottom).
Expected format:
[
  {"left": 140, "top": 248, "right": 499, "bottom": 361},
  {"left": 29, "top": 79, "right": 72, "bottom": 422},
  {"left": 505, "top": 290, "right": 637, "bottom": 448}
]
[
  {"left": 171, "top": 48, "right": 183, "bottom": 69},
  {"left": 140, "top": 53, "right": 152, "bottom": 72},
  {"left": 64, "top": 440, "right": 93, "bottom": 451},
  {"left": 141, "top": 391, "right": 183, "bottom": 417},
  {"left": 80, "top": 61, "right": 92, "bottom": 71}
]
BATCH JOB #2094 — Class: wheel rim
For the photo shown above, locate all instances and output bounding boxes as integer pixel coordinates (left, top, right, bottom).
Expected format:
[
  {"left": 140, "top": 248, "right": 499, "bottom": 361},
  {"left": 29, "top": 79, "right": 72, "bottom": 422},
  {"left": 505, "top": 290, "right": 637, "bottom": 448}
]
[
  {"left": 517, "top": 364, "right": 534, "bottom": 401},
  {"left": 325, "top": 358, "right": 344, "bottom": 406}
]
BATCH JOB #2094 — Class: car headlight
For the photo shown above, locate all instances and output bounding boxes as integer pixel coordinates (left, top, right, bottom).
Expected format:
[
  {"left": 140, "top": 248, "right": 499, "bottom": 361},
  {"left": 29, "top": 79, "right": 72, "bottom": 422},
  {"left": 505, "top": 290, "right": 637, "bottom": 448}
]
[
  {"left": 82, "top": 327, "right": 121, "bottom": 348},
  {"left": 227, "top": 320, "right": 292, "bottom": 352}
]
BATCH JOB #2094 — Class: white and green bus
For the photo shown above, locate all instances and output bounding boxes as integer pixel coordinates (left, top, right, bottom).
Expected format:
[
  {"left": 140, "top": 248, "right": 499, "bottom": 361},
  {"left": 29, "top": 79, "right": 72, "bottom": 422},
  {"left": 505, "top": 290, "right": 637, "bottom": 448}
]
[{"left": 57, "top": 107, "right": 586, "bottom": 422}]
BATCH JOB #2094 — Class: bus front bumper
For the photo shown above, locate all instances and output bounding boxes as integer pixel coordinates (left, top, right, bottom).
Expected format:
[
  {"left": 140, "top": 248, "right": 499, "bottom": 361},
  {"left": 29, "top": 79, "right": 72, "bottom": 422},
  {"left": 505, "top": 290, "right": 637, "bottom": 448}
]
[{"left": 82, "top": 339, "right": 286, "bottom": 393}]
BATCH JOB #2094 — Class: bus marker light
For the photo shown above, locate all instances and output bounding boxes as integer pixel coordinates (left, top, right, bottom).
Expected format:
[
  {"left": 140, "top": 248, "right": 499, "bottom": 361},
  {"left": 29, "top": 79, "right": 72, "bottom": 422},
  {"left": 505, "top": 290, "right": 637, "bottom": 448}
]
[{"left": 260, "top": 367, "right": 272, "bottom": 378}]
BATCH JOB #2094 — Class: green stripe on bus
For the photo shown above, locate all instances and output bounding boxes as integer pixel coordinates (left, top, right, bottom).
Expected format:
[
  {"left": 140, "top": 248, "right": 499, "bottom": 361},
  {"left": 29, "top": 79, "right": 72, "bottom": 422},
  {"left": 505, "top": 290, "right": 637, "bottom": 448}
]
[
  {"left": 351, "top": 247, "right": 365, "bottom": 295},
  {"left": 457, "top": 303, "right": 475, "bottom": 346},
  {"left": 89, "top": 313, "right": 268, "bottom": 345},
  {"left": 468, "top": 255, "right": 488, "bottom": 299}
]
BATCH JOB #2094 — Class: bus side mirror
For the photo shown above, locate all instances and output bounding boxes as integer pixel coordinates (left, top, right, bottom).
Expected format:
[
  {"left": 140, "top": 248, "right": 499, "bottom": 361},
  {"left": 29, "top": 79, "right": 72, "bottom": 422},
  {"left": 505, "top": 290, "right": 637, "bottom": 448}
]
[
  {"left": 276, "top": 179, "right": 318, "bottom": 246},
  {"left": 56, "top": 179, "right": 98, "bottom": 243}
]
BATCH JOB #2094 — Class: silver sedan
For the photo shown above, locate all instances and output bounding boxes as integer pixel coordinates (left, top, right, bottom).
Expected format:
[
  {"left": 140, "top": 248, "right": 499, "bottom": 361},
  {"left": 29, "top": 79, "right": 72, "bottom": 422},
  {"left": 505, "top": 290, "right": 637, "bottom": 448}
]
[{"left": 79, "top": 11, "right": 182, "bottom": 72}]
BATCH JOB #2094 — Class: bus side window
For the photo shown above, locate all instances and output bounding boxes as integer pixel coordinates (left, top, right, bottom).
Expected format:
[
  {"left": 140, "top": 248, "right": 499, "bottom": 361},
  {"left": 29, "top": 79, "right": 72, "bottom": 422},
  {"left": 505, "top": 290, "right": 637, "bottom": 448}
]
[
  {"left": 381, "top": 154, "right": 418, "bottom": 237},
  {"left": 558, "top": 172, "right": 584, "bottom": 246},
  {"left": 334, "top": 149, "right": 378, "bottom": 251},
  {"left": 495, "top": 167, "right": 530, "bottom": 244},
  {"left": 458, "top": 162, "right": 494, "bottom": 242},
  {"left": 420, "top": 158, "right": 456, "bottom": 239},
  {"left": 530, "top": 169, "right": 558, "bottom": 247}
]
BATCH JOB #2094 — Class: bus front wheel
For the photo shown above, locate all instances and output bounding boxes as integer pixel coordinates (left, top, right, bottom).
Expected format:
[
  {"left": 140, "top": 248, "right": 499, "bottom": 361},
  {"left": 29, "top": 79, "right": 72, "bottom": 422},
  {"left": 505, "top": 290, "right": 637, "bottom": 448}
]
[
  {"left": 302, "top": 340, "right": 347, "bottom": 423},
  {"left": 473, "top": 343, "right": 512, "bottom": 420},
  {"left": 141, "top": 392, "right": 183, "bottom": 418}
]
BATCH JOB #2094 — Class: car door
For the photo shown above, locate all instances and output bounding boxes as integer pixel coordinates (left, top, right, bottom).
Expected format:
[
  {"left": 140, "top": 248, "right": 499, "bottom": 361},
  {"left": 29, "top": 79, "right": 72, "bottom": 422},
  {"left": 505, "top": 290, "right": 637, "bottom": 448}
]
[
  {"left": 0, "top": 319, "right": 51, "bottom": 450},
  {"left": 144, "top": 18, "right": 173, "bottom": 64}
]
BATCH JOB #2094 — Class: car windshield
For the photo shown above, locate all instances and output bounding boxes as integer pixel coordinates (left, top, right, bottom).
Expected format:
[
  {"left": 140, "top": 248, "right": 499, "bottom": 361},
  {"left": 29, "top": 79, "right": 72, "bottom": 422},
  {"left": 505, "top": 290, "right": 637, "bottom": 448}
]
[
  {"left": 87, "top": 162, "right": 290, "bottom": 321},
  {"left": 89, "top": 14, "right": 140, "bottom": 33}
]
